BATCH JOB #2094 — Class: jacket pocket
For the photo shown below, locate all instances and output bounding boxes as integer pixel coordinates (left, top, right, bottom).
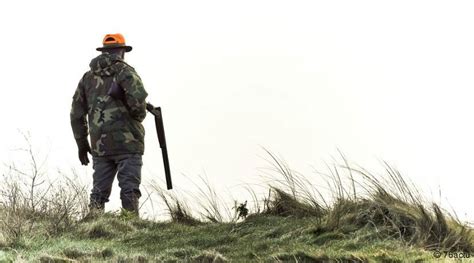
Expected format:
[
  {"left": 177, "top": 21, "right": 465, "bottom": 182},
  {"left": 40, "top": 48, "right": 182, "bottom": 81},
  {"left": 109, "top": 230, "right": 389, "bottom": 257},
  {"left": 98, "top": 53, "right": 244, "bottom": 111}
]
[{"left": 112, "top": 131, "right": 138, "bottom": 144}]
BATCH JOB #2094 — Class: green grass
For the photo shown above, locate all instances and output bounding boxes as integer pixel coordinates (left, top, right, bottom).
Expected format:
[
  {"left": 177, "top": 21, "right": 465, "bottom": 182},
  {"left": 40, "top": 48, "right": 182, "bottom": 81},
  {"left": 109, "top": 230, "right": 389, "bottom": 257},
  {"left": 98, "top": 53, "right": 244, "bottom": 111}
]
[
  {"left": 0, "top": 146, "right": 473, "bottom": 262},
  {"left": 0, "top": 213, "right": 436, "bottom": 262}
]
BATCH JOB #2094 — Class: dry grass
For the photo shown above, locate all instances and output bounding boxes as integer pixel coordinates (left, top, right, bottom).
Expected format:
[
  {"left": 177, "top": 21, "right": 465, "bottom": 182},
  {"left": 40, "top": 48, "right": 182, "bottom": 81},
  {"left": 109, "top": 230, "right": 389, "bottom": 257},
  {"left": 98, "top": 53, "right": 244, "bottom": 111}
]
[
  {"left": 0, "top": 134, "right": 471, "bottom": 257},
  {"left": 150, "top": 182, "right": 202, "bottom": 225},
  {"left": 0, "top": 133, "right": 89, "bottom": 246},
  {"left": 256, "top": 150, "right": 473, "bottom": 252},
  {"left": 146, "top": 148, "right": 472, "bottom": 253}
]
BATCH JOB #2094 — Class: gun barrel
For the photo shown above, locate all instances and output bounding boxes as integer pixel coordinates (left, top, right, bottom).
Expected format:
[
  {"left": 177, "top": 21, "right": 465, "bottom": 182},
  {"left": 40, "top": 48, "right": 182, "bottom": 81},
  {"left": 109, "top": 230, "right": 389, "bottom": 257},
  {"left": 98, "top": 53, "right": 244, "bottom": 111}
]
[
  {"left": 161, "top": 147, "right": 173, "bottom": 190},
  {"left": 147, "top": 103, "right": 173, "bottom": 190}
]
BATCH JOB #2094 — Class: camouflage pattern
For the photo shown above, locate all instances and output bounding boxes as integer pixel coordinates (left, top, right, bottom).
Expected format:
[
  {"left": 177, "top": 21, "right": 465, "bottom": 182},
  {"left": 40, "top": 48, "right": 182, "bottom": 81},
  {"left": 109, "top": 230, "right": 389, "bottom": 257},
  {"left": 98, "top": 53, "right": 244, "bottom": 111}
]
[{"left": 70, "top": 53, "right": 148, "bottom": 157}]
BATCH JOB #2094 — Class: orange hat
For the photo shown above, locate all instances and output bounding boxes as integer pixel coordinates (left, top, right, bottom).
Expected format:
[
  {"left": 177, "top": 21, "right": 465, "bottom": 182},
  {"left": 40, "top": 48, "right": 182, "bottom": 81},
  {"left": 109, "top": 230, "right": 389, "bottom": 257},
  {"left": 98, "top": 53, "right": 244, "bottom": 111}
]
[{"left": 96, "top": 33, "right": 132, "bottom": 52}]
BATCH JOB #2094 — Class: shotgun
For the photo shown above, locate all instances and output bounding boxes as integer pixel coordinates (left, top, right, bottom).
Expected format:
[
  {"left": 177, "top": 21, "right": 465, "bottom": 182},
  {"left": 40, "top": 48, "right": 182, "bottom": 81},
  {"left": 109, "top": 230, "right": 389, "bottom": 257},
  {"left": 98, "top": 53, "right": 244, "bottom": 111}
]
[{"left": 146, "top": 103, "right": 173, "bottom": 190}]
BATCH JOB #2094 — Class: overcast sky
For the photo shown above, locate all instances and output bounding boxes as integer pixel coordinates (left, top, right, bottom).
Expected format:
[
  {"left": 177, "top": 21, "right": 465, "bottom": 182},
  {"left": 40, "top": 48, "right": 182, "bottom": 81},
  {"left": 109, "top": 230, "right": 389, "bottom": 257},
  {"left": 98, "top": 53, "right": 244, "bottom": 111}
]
[{"left": 0, "top": 0, "right": 473, "bottom": 222}]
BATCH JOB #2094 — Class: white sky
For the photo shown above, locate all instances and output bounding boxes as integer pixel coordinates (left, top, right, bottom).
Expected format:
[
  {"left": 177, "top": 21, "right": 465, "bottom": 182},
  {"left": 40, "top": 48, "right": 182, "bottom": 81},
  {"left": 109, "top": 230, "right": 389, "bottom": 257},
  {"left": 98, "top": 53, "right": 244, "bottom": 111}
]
[{"left": 0, "top": 1, "right": 473, "bottom": 221}]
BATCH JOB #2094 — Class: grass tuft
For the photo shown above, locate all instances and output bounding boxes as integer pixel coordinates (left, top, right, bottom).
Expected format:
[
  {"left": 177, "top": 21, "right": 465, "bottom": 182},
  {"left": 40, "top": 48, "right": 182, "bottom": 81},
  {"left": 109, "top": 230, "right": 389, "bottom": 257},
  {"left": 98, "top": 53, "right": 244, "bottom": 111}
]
[
  {"left": 191, "top": 250, "right": 228, "bottom": 263},
  {"left": 152, "top": 184, "right": 202, "bottom": 225},
  {"left": 77, "top": 214, "right": 137, "bottom": 239},
  {"left": 39, "top": 255, "right": 75, "bottom": 263},
  {"left": 274, "top": 252, "right": 367, "bottom": 263},
  {"left": 263, "top": 187, "right": 324, "bottom": 218}
]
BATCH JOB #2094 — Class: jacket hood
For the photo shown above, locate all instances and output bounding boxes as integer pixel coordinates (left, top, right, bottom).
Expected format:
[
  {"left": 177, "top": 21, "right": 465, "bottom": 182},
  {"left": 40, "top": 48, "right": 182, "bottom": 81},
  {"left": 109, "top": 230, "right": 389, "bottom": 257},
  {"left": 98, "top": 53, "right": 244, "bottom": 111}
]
[{"left": 89, "top": 53, "right": 123, "bottom": 77}]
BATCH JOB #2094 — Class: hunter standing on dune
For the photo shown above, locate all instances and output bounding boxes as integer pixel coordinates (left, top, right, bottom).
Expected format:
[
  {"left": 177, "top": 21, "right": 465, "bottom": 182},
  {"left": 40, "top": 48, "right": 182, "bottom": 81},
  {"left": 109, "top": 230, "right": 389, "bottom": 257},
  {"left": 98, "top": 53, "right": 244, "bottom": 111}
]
[{"left": 70, "top": 34, "right": 148, "bottom": 216}]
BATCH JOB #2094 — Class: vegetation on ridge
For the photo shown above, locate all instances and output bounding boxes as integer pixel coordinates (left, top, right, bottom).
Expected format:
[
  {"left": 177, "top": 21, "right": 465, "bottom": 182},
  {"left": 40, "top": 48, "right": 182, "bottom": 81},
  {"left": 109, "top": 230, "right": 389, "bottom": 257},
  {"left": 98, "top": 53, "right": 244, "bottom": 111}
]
[{"left": 0, "top": 141, "right": 472, "bottom": 262}]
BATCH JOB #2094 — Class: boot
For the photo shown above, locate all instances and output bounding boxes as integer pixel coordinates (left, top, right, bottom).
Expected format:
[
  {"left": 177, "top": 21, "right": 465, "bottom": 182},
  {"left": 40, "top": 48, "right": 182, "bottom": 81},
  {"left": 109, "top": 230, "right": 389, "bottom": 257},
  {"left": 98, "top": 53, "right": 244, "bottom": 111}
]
[
  {"left": 121, "top": 195, "right": 139, "bottom": 217},
  {"left": 82, "top": 201, "right": 105, "bottom": 221}
]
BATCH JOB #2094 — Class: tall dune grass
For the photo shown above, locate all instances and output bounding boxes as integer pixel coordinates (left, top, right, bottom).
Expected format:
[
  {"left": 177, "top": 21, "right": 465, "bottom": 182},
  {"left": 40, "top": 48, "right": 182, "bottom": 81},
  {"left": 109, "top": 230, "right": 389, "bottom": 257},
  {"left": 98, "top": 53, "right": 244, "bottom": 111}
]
[
  {"left": 152, "top": 148, "right": 473, "bottom": 252},
  {"left": 0, "top": 135, "right": 471, "bottom": 254}
]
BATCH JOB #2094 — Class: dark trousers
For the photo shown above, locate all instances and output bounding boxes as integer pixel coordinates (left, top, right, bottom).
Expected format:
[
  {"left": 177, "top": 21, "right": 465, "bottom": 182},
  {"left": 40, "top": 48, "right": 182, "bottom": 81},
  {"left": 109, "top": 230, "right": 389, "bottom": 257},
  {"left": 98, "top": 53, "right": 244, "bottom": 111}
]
[{"left": 90, "top": 153, "right": 142, "bottom": 214}]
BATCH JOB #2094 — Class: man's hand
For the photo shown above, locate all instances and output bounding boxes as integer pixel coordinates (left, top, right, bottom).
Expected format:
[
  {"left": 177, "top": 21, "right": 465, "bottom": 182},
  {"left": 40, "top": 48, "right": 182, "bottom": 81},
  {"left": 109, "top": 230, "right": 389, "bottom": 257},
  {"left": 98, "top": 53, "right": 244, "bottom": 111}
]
[
  {"left": 78, "top": 144, "right": 92, "bottom": 166},
  {"left": 146, "top": 102, "right": 155, "bottom": 112}
]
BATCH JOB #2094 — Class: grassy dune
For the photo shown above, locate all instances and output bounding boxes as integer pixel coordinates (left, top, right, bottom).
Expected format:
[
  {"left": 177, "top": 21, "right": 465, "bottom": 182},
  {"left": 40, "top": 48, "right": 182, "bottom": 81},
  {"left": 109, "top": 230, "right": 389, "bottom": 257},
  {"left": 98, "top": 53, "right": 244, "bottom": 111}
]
[
  {"left": 0, "top": 213, "right": 435, "bottom": 262},
  {"left": 0, "top": 147, "right": 472, "bottom": 262}
]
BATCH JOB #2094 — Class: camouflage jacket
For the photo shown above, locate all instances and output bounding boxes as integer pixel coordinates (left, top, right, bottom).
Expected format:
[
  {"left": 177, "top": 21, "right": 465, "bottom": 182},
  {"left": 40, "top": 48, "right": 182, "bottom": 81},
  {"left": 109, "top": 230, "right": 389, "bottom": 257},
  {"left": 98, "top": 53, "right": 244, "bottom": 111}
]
[{"left": 70, "top": 53, "right": 148, "bottom": 157}]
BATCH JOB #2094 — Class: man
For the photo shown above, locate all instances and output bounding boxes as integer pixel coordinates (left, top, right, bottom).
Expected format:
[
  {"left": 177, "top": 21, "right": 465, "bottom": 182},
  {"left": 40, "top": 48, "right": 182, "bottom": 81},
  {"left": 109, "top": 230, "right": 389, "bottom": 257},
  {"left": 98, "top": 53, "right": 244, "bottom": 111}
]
[{"left": 70, "top": 33, "right": 148, "bottom": 216}]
